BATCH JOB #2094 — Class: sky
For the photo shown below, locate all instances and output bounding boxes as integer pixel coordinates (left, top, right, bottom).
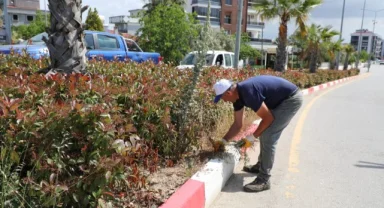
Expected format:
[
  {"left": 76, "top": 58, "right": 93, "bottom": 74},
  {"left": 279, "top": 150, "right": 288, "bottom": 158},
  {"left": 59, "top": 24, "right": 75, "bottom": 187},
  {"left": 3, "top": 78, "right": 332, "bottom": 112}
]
[{"left": 40, "top": 0, "right": 384, "bottom": 43}]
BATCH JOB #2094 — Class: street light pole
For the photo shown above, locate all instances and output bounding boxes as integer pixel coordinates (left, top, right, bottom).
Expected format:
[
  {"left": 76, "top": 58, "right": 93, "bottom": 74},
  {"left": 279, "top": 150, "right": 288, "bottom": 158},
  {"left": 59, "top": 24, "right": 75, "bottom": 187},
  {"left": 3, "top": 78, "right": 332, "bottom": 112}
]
[
  {"left": 3, "top": 0, "right": 11, "bottom": 44},
  {"left": 234, "top": 0, "right": 244, "bottom": 69},
  {"left": 261, "top": 25, "right": 264, "bottom": 68},
  {"left": 356, "top": 0, "right": 366, "bottom": 69},
  {"left": 335, "top": 0, "right": 346, "bottom": 70},
  {"left": 368, "top": 13, "right": 377, "bottom": 72}
]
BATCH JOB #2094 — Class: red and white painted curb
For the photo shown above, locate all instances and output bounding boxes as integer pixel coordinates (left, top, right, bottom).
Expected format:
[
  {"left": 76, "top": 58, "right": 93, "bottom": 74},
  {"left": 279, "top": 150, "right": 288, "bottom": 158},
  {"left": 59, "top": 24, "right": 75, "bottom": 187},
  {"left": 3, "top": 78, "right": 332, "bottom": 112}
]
[
  {"left": 160, "top": 75, "right": 359, "bottom": 208},
  {"left": 301, "top": 76, "right": 357, "bottom": 96}
]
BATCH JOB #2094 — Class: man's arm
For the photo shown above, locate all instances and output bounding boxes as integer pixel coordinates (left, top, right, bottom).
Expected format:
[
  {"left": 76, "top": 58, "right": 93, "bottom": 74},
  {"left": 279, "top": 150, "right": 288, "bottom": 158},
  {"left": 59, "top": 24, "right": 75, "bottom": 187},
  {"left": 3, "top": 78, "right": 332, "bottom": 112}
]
[
  {"left": 253, "top": 102, "right": 274, "bottom": 138},
  {"left": 223, "top": 108, "right": 244, "bottom": 141}
]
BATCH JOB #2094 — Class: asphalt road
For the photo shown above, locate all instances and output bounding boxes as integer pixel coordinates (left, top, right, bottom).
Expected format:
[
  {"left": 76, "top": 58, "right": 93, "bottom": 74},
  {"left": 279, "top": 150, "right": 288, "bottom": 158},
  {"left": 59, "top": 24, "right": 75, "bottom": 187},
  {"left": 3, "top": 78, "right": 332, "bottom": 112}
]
[{"left": 211, "top": 65, "right": 384, "bottom": 208}]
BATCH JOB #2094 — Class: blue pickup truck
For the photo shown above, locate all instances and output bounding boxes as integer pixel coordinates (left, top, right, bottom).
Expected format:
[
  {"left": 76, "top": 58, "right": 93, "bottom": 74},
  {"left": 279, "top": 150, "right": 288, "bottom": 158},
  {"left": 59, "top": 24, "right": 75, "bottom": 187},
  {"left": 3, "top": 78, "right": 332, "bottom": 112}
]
[{"left": 0, "top": 31, "right": 163, "bottom": 64}]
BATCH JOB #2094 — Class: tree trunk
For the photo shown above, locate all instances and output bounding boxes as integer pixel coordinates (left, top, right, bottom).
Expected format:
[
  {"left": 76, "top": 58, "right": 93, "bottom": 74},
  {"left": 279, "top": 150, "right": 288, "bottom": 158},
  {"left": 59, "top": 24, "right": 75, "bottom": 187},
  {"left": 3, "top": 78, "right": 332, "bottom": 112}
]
[
  {"left": 276, "top": 20, "right": 288, "bottom": 72},
  {"left": 330, "top": 58, "right": 336, "bottom": 70},
  {"left": 343, "top": 53, "right": 349, "bottom": 70},
  {"left": 309, "top": 48, "right": 317, "bottom": 73},
  {"left": 43, "top": 0, "right": 89, "bottom": 74}
]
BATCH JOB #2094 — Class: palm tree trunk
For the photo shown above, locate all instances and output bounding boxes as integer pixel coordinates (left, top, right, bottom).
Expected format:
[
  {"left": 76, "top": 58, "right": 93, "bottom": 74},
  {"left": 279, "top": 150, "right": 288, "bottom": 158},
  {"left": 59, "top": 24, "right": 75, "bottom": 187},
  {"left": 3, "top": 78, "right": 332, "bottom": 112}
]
[
  {"left": 276, "top": 20, "right": 288, "bottom": 72},
  {"left": 329, "top": 58, "right": 335, "bottom": 70},
  {"left": 344, "top": 53, "right": 349, "bottom": 70},
  {"left": 309, "top": 48, "right": 317, "bottom": 73},
  {"left": 43, "top": 0, "right": 89, "bottom": 74}
]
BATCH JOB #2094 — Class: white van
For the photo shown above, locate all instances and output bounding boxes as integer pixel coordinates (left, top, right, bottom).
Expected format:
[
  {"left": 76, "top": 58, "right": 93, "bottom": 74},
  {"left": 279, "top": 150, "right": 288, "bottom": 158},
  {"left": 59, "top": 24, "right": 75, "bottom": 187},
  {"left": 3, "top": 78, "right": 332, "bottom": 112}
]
[{"left": 176, "top": 50, "right": 243, "bottom": 70}]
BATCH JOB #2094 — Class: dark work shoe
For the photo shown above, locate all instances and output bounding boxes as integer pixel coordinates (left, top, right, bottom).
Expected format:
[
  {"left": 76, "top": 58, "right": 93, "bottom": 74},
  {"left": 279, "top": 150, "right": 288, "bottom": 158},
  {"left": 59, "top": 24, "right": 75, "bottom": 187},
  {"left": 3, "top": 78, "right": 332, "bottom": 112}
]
[
  {"left": 242, "top": 163, "right": 260, "bottom": 174},
  {"left": 243, "top": 178, "right": 271, "bottom": 193}
]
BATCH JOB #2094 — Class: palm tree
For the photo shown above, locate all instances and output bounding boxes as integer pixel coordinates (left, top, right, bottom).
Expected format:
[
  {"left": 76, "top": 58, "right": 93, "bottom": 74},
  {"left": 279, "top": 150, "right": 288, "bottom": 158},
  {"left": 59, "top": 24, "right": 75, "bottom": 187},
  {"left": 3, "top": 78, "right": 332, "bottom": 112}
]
[
  {"left": 289, "top": 30, "right": 309, "bottom": 69},
  {"left": 42, "top": 0, "right": 89, "bottom": 74},
  {"left": 306, "top": 24, "right": 338, "bottom": 73},
  {"left": 343, "top": 44, "right": 355, "bottom": 70},
  {"left": 327, "top": 40, "right": 342, "bottom": 70},
  {"left": 254, "top": 0, "right": 322, "bottom": 72}
]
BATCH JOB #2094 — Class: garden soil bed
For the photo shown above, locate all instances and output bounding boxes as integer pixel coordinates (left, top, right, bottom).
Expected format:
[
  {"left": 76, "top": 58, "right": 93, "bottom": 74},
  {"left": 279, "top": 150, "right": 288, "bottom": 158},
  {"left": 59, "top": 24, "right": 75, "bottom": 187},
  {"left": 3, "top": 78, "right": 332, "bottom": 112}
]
[{"left": 148, "top": 119, "right": 257, "bottom": 206}]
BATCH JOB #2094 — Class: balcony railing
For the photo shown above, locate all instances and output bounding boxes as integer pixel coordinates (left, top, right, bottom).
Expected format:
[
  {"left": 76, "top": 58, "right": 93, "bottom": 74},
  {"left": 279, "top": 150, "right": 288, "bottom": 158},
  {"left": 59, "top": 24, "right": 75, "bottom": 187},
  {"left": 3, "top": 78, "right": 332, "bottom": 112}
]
[
  {"left": 250, "top": 38, "right": 273, "bottom": 43},
  {"left": 192, "top": 0, "right": 221, "bottom": 5},
  {"left": 247, "top": 21, "right": 265, "bottom": 29},
  {"left": 248, "top": 0, "right": 263, "bottom": 6}
]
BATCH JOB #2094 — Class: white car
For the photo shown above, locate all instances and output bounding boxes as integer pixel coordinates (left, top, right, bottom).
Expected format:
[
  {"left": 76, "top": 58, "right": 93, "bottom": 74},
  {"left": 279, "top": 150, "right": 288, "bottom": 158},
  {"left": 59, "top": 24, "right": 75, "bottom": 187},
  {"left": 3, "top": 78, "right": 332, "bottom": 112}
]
[
  {"left": 176, "top": 50, "right": 243, "bottom": 70},
  {"left": 379, "top": 60, "right": 384, "bottom": 65}
]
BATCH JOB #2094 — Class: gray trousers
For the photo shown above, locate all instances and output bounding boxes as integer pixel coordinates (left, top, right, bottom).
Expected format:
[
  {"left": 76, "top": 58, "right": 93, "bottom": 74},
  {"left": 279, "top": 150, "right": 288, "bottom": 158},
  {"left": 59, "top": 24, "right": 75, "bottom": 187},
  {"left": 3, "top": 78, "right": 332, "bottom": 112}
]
[{"left": 257, "top": 90, "right": 303, "bottom": 181}]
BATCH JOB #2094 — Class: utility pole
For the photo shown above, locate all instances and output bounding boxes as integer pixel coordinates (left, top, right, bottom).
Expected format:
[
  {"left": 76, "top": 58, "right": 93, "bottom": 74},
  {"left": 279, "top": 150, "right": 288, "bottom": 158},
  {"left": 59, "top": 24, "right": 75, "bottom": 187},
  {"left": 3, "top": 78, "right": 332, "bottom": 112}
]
[
  {"left": 364, "top": 8, "right": 384, "bottom": 72},
  {"left": 335, "top": 0, "right": 346, "bottom": 70},
  {"left": 356, "top": 0, "right": 366, "bottom": 69},
  {"left": 234, "top": 0, "right": 244, "bottom": 69},
  {"left": 261, "top": 26, "right": 264, "bottom": 68},
  {"left": 3, "top": 0, "right": 11, "bottom": 44},
  {"left": 368, "top": 14, "right": 377, "bottom": 72}
]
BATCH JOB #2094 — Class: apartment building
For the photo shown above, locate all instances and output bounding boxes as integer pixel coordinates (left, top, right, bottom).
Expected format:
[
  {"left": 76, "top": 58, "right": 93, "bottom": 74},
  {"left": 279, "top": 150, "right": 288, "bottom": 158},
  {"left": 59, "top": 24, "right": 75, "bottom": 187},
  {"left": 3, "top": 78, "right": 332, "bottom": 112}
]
[
  {"left": 5, "top": 0, "right": 41, "bottom": 26},
  {"left": 184, "top": 0, "right": 265, "bottom": 38},
  {"left": 1, "top": 0, "right": 46, "bottom": 43},
  {"left": 350, "top": 29, "right": 383, "bottom": 59},
  {"left": 109, "top": 9, "right": 142, "bottom": 34}
]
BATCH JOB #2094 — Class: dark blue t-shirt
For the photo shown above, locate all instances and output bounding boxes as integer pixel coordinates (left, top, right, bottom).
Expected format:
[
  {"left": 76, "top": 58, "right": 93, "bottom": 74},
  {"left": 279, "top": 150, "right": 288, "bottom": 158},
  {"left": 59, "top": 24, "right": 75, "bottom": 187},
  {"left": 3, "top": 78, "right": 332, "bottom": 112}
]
[{"left": 233, "top": 75, "right": 298, "bottom": 112}]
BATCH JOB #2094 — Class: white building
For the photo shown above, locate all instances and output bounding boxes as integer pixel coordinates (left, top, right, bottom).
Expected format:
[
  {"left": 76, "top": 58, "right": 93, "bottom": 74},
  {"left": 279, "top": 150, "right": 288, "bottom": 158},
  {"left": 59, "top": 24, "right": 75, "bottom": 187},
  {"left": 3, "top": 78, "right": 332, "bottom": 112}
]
[
  {"left": 184, "top": 0, "right": 221, "bottom": 30},
  {"left": 109, "top": 9, "right": 142, "bottom": 35},
  {"left": 350, "top": 29, "right": 383, "bottom": 59}
]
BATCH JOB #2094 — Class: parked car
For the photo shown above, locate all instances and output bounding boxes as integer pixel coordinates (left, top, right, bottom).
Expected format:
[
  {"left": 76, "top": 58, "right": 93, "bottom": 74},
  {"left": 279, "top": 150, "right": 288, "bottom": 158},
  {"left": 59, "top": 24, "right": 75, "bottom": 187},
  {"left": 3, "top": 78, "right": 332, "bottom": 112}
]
[
  {"left": 0, "top": 31, "right": 163, "bottom": 64},
  {"left": 176, "top": 50, "right": 243, "bottom": 70},
  {"left": 379, "top": 60, "right": 384, "bottom": 65}
]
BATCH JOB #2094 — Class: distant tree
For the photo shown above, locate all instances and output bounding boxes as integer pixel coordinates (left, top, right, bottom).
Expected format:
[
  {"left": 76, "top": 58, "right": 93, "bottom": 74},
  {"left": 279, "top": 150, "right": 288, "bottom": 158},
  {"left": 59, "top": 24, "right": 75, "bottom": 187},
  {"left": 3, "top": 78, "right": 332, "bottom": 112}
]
[
  {"left": 85, "top": 8, "right": 104, "bottom": 31},
  {"left": 216, "top": 30, "right": 235, "bottom": 51},
  {"left": 255, "top": 0, "right": 323, "bottom": 71},
  {"left": 239, "top": 33, "right": 261, "bottom": 60},
  {"left": 138, "top": 2, "right": 199, "bottom": 64},
  {"left": 142, "top": 0, "right": 185, "bottom": 16},
  {"left": 327, "top": 40, "right": 342, "bottom": 70},
  {"left": 305, "top": 24, "right": 339, "bottom": 73},
  {"left": 359, "top": 50, "right": 369, "bottom": 63},
  {"left": 343, "top": 44, "right": 355, "bottom": 70},
  {"left": 12, "top": 11, "right": 50, "bottom": 40}
]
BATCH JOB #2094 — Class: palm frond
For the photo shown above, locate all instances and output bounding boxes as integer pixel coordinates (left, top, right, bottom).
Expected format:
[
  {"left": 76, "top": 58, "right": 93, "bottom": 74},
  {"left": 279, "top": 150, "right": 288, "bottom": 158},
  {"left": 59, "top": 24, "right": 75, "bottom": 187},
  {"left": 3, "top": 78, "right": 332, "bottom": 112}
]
[{"left": 254, "top": 0, "right": 279, "bottom": 21}]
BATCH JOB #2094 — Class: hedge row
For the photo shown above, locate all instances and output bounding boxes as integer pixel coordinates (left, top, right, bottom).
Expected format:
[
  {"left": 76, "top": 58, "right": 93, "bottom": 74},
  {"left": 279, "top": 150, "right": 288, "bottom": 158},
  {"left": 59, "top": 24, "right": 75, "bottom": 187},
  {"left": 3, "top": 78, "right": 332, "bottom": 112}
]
[{"left": 0, "top": 54, "right": 359, "bottom": 207}]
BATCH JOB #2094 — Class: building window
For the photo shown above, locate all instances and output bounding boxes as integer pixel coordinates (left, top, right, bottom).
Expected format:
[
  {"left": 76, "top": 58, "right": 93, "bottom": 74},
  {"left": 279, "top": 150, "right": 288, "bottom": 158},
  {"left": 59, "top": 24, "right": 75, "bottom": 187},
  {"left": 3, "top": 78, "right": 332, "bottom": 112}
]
[
  {"left": 192, "top": 7, "right": 221, "bottom": 19},
  {"left": 224, "top": 14, "right": 231, "bottom": 24},
  {"left": 225, "top": 0, "right": 232, "bottom": 5},
  {"left": 27, "top": 16, "right": 34, "bottom": 21},
  {"left": 13, "top": 15, "right": 18, "bottom": 21}
]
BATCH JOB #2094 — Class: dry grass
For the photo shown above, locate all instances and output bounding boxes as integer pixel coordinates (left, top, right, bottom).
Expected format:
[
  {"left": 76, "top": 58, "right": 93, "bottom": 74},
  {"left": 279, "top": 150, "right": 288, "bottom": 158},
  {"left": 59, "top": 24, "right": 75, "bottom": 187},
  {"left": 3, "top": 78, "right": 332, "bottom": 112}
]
[{"left": 199, "top": 104, "right": 260, "bottom": 152}]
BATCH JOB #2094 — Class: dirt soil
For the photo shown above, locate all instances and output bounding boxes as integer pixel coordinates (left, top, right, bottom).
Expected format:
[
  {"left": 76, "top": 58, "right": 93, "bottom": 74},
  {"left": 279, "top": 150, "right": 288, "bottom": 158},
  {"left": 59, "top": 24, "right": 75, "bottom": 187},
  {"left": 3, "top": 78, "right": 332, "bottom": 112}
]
[{"left": 148, "top": 114, "right": 259, "bottom": 206}]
